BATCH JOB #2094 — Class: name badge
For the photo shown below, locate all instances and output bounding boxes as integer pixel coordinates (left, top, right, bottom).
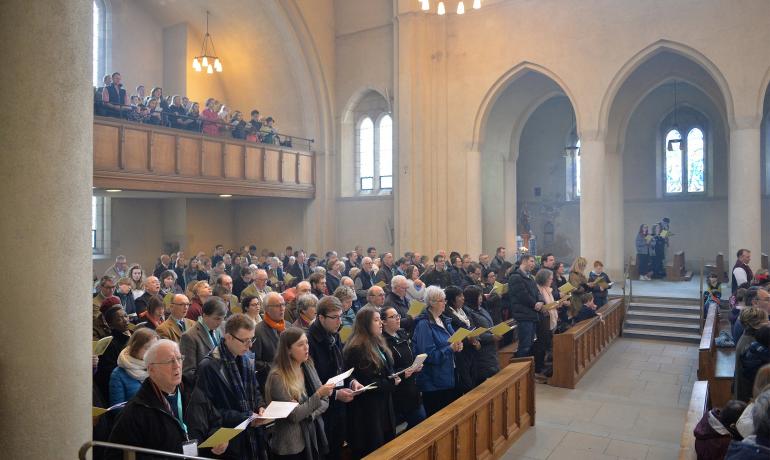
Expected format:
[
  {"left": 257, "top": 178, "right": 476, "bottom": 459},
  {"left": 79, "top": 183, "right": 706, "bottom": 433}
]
[{"left": 182, "top": 439, "right": 198, "bottom": 457}]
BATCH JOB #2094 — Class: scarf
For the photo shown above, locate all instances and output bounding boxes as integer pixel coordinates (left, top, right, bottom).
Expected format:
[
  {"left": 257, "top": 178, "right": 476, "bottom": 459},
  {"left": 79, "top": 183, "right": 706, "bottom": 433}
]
[
  {"left": 117, "top": 347, "right": 149, "bottom": 381},
  {"left": 219, "top": 344, "right": 260, "bottom": 456},
  {"left": 451, "top": 306, "right": 471, "bottom": 327},
  {"left": 264, "top": 314, "right": 286, "bottom": 332}
]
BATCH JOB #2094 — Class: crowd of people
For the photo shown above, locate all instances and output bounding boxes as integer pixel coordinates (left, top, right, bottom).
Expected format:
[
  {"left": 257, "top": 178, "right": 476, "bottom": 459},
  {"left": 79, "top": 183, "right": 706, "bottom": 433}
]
[
  {"left": 94, "top": 72, "right": 291, "bottom": 146},
  {"left": 692, "top": 249, "right": 770, "bottom": 459},
  {"left": 91, "top": 244, "right": 616, "bottom": 459}
]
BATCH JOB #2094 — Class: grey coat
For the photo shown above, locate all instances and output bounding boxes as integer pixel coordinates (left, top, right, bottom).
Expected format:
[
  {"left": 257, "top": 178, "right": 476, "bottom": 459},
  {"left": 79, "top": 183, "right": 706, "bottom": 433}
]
[
  {"left": 251, "top": 321, "right": 280, "bottom": 388},
  {"left": 265, "top": 363, "right": 329, "bottom": 458},
  {"left": 179, "top": 321, "right": 218, "bottom": 387}
]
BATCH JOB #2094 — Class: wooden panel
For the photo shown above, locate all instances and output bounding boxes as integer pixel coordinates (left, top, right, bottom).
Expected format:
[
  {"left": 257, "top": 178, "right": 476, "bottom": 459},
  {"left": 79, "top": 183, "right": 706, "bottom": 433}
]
[
  {"left": 152, "top": 133, "right": 175, "bottom": 174},
  {"left": 298, "top": 155, "right": 313, "bottom": 184},
  {"left": 434, "top": 433, "right": 454, "bottom": 460},
  {"left": 491, "top": 394, "right": 505, "bottom": 450},
  {"left": 679, "top": 381, "right": 709, "bottom": 460},
  {"left": 224, "top": 144, "right": 243, "bottom": 179},
  {"left": 282, "top": 151, "right": 297, "bottom": 183},
  {"left": 178, "top": 137, "right": 201, "bottom": 176},
  {"left": 202, "top": 140, "right": 223, "bottom": 177},
  {"left": 244, "top": 146, "right": 262, "bottom": 180},
  {"left": 475, "top": 406, "right": 491, "bottom": 459},
  {"left": 93, "top": 124, "right": 119, "bottom": 169},
  {"left": 123, "top": 129, "right": 148, "bottom": 172},
  {"left": 264, "top": 148, "right": 280, "bottom": 181}
]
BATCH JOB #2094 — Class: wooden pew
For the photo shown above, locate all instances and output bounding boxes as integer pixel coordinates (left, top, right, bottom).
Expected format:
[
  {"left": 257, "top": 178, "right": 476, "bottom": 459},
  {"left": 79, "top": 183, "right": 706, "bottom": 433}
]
[
  {"left": 549, "top": 298, "right": 625, "bottom": 389},
  {"left": 666, "top": 251, "right": 693, "bottom": 281},
  {"left": 678, "top": 380, "right": 709, "bottom": 460},
  {"left": 365, "top": 359, "right": 535, "bottom": 460},
  {"left": 696, "top": 306, "right": 735, "bottom": 408}
]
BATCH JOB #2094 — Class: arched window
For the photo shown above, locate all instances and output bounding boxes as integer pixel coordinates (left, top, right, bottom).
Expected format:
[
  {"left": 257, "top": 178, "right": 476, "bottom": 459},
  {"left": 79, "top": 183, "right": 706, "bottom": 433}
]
[
  {"left": 355, "top": 112, "right": 393, "bottom": 193},
  {"left": 358, "top": 117, "right": 374, "bottom": 190},
  {"left": 664, "top": 125, "right": 706, "bottom": 195},
  {"left": 93, "top": 0, "right": 107, "bottom": 87},
  {"left": 378, "top": 115, "right": 393, "bottom": 190}
]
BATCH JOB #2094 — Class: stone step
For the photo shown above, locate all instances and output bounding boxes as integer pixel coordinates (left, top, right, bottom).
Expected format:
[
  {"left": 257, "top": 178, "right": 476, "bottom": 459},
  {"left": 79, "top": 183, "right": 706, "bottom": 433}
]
[
  {"left": 630, "top": 302, "right": 701, "bottom": 314},
  {"left": 631, "top": 296, "right": 701, "bottom": 306},
  {"left": 626, "top": 309, "right": 700, "bottom": 321},
  {"left": 623, "top": 327, "right": 701, "bottom": 343},
  {"left": 625, "top": 319, "right": 701, "bottom": 333}
]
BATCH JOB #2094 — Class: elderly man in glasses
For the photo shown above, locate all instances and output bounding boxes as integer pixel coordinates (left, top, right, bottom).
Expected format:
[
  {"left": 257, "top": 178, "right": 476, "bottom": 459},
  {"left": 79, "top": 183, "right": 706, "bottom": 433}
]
[
  {"left": 107, "top": 339, "right": 228, "bottom": 458},
  {"left": 156, "top": 294, "right": 196, "bottom": 343},
  {"left": 252, "top": 292, "right": 287, "bottom": 390},
  {"left": 194, "top": 314, "right": 270, "bottom": 460}
]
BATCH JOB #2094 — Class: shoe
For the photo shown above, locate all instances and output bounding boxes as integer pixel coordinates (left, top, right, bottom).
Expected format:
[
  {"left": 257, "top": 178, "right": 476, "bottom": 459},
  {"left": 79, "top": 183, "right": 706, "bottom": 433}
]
[{"left": 534, "top": 372, "right": 548, "bottom": 383}]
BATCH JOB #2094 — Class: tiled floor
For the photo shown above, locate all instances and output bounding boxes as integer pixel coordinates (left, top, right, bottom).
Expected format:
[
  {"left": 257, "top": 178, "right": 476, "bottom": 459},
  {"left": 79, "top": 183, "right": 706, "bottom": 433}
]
[{"left": 502, "top": 338, "right": 698, "bottom": 460}]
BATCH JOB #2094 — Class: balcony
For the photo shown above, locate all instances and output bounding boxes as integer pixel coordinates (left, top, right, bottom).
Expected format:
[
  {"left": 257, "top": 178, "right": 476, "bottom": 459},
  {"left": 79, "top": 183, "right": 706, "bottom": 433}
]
[{"left": 93, "top": 117, "right": 315, "bottom": 198}]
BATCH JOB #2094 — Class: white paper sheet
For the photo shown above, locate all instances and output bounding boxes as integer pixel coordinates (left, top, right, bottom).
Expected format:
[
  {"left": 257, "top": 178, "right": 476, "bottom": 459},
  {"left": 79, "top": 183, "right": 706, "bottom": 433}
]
[
  {"left": 256, "top": 401, "right": 300, "bottom": 419},
  {"left": 326, "top": 367, "right": 354, "bottom": 386}
]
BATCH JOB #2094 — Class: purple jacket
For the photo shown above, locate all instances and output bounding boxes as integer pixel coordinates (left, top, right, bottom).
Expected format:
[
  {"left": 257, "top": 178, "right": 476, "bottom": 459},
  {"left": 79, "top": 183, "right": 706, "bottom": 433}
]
[{"left": 694, "top": 408, "right": 732, "bottom": 460}]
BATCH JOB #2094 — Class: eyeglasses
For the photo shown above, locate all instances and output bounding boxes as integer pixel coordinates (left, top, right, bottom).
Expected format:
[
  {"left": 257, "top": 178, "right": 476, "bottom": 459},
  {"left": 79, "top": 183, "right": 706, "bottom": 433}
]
[
  {"left": 267, "top": 302, "right": 286, "bottom": 308},
  {"left": 153, "top": 355, "right": 184, "bottom": 366},
  {"left": 370, "top": 293, "right": 385, "bottom": 297},
  {"left": 323, "top": 314, "right": 341, "bottom": 320},
  {"left": 386, "top": 314, "right": 401, "bottom": 320},
  {"left": 231, "top": 334, "right": 256, "bottom": 346},
  {"left": 172, "top": 302, "right": 192, "bottom": 307}
]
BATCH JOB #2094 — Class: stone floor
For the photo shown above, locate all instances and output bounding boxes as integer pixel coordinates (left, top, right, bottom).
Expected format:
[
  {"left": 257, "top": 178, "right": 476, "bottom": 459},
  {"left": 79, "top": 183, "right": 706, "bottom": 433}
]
[
  {"left": 608, "top": 277, "right": 719, "bottom": 300},
  {"left": 502, "top": 337, "right": 698, "bottom": 460}
]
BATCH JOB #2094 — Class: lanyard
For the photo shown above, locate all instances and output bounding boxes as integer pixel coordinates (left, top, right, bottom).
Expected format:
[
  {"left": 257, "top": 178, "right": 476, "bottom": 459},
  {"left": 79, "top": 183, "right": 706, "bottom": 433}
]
[{"left": 175, "top": 391, "right": 188, "bottom": 435}]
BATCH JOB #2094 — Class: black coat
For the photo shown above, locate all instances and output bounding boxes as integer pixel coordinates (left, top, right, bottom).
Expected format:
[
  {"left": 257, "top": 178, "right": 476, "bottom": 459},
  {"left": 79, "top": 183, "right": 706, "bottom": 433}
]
[
  {"left": 384, "top": 329, "right": 422, "bottom": 414},
  {"left": 383, "top": 292, "right": 415, "bottom": 334},
  {"left": 445, "top": 307, "right": 477, "bottom": 393},
  {"left": 507, "top": 269, "right": 543, "bottom": 322},
  {"left": 420, "top": 268, "right": 451, "bottom": 289},
  {"left": 466, "top": 305, "right": 500, "bottom": 383},
  {"left": 107, "top": 379, "right": 212, "bottom": 460},
  {"left": 251, "top": 321, "right": 280, "bottom": 389},
  {"left": 94, "top": 330, "right": 131, "bottom": 404},
  {"left": 343, "top": 343, "right": 397, "bottom": 457},
  {"left": 289, "top": 262, "right": 310, "bottom": 281},
  {"left": 375, "top": 265, "right": 395, "bottom": 291}
]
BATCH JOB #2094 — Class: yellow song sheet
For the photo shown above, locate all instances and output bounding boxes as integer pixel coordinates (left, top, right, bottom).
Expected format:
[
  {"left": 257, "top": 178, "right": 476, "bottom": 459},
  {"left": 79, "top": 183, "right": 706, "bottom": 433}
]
[
  {"left": 93, "top": 336, "right": 113, "bottom": 356},
  {"left": 492, "top": 281, "right": 508, "bottom": 296},
  {"left": 489, "top": 322, "right": 514, "bottom": 336},
  {"left": 447, "top": 327, "right": 473, "bottom": 344},
  {"left": 407, "top": 300, "right": 426, "bottom": 318},
  {"left": 338, "top": 325, "right": 353, "bottom": 343}
]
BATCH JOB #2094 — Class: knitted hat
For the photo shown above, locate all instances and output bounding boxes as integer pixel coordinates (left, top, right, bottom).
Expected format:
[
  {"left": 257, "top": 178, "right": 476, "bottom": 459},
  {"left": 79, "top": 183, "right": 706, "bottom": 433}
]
[
  {"left": 100, "top": 295, "right": 122, "bottom": 314},
  {"left": 739, "top": 307, "right": 769, "bottom": 331}
]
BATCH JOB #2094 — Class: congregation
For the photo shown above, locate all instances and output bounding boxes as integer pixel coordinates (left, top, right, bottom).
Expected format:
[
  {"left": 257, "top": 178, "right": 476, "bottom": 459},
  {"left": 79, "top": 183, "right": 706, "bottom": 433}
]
[{"left": 91, "top": 244, "right": 614, "bottom": 459}]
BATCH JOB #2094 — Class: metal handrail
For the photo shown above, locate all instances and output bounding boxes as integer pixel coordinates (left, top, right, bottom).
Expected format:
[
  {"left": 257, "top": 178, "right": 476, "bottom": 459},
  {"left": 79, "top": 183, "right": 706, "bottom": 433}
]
[{"left": 79, "top": 440, "right": 216, "bottom": 460}]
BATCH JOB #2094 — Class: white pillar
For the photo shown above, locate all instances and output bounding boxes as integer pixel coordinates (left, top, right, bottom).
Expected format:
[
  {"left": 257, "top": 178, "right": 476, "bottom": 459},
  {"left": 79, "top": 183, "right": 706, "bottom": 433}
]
[
  {"left": 0, "top": 0, "right": 92, "bottom": 457},
  {"left": 579, "top": 137, "right": 606, "bottom": 264},
  {"left": 466, "top": 150, "right": 483, "bottom": 255},
  {"left": 728, "top": 123, "right": 762, "bottom": 267},
  {"left": 604, "top": 146, "right": 624, "bottom": 280}
]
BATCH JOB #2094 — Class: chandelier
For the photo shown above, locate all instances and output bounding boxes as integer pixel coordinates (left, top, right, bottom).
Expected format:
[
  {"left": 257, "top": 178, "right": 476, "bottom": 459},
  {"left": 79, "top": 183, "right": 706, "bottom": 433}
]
[
  {"left": 421, "top": 0, "right": 481, "bottom": 15},
  {"left": 192, "top": 11, "right": 222, "bottom": 74}
]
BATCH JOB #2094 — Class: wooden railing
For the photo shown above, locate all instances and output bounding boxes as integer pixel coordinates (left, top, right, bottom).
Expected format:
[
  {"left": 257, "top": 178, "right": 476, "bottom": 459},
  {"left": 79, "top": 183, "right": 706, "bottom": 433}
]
[
  {"left": 679, "top": 380, "right": 709, "bottom": 460},
  {"left": 697, "top": 306, "right": 735, "bottom": 407},
  {"left": 365, "top": 358, "right": 535, "bottom": 460},
  {"left": 93, "top": 117, "right": 315, "bottom": 198},
  {"left": 549, "top": 298, "right": 625, "bottom": 389}
]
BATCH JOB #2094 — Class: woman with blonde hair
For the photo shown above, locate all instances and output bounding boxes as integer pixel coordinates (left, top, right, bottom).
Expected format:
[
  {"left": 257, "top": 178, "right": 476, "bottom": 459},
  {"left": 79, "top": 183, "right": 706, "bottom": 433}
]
[
  {"left": 265, "top": 327, "right": 333, "bottom": 460},
  {"left": 568, "top": 257, "right": 592, "bottom": 319},
  {"left": 108, "top": 328, "right": 158, "bottom": 405},
  {"left": 128, "top": 264, "right": 145, "bottom": 299},
  {"left": 343, "top": 307, "right": 400, "bottom": 457}
]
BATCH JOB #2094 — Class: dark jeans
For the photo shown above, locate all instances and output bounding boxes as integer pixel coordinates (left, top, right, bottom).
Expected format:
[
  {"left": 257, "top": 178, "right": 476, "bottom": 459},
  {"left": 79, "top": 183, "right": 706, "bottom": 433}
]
[
  {"left": 397, "top": 404, "right": 427, "bottom": 430},
  {"left": 515, "top": 320, "right": 537, "bottom": 358},
  {"left": 533, "top": 315, "right": 553, "bottom": 373},
  {"left": 422, "top": 388, "right": 458, "bottom": 417}
]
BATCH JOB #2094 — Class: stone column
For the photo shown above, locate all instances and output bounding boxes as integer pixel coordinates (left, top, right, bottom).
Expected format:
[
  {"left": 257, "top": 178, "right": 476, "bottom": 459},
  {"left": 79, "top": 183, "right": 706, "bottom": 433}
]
[
  {"left": 0, "top": 1, "right": 92, "bottom": 459},
  {"left": 604, "top": 146, "right": 624, "bottom": 280},
  {"left": 503, "top": 157, "right": 518, "bottom": 254},
  {"left": 579, "top": 136, "right": 606, "bottom": 264},
  {"left": 466, "top": 150, "right": 483, "bottom": 256},
  {"left": 728, "top": 122, "right": 762, "bottom": 266}
]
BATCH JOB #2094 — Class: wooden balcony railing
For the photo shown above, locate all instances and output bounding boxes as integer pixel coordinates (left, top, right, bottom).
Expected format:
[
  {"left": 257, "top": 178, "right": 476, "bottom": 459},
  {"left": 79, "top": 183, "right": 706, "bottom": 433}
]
[
  {"left": 365, "top": 358, "right": 535, "bottom": 460},
  {"left": 93, "top": 117, "right": 315, "bottom": 198},
  {"left": 549, "top": 298, "right": 625, "bottom": 389}
]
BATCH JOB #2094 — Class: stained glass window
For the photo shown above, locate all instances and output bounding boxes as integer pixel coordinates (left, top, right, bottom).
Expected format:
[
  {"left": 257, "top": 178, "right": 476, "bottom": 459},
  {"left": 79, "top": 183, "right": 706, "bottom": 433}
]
[
  {"left": 687, "top": 128, "right": 705, "bottom": 192},
  {"left": 665, "top": 129, "right": 683, "bottom": 193},
  {"left": 358, "top": 117, "right": 374, "bottom": 190}
]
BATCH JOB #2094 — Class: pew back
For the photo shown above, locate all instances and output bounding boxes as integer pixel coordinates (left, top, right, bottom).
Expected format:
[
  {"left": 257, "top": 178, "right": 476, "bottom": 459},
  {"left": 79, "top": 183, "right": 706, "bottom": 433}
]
[
  {"left": 679, "top": 380, "right": 709, "bottom": 460},
  {"left": 549, "top": 298, "right": 625, "bottom": 389},
  {"left": 364, "top": 359, "right": 535, "bottom": 460}
]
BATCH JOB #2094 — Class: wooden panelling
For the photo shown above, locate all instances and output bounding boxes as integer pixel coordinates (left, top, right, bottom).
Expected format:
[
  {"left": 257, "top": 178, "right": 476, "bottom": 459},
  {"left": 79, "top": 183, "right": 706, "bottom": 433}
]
[
  {"left": 282, "top": 151, "right": 297, "bottom": 183},
  {"left": 177, "top": 137, "right": 201, "bottom": 176},
  {"left": 224, "top": 144, "right": 244, "bottom": 179},
  {"left": 264, "top": 148, "right": 280, "bottom": 181},
  {"left": 93, "top": 117, "right": 314, "bottom": 198},
  {"left": 298, "top": 155, "right": 312, "bottom": 184},
  {"left": 152, "top": 133, "right": 176, "bottom": 174},
  {"left": 93, "top": 124, "right": 119, "bottom": 169},
  {"left": 202, "top": 140, "right": 223, "bottom": 177},
  {"left": 123, "top": 129, "right": 148, "bottom": 172},
  {"left": 550, "top": 298, "right": 625, "bottom": 389},
  {"left": 679, "top": 381, "right": 709, "bottom": 460},
  {"left": 365, "top": 360, "right": 535, "bottom": 460}
]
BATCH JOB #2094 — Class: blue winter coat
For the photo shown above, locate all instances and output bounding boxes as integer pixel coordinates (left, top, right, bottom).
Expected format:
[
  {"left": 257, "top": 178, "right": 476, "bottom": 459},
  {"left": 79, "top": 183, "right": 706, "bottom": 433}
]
[
  {"left": 109, "top": 366, "right": 143, "bottom": 406},
  {"left": 412, "top": 310, "right": 456, "bottom": 392},
  {"left": 741, "top": 342, "right": 770, "bottom": 384}
]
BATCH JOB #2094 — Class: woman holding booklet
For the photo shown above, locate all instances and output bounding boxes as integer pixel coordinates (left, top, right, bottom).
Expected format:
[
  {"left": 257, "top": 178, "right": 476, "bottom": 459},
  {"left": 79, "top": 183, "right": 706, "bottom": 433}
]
[
  {"left": 444, "top": 285, "right": 478, "bottom": 394},
  {"left": 382, "top": 306, "right": 426, "bottom": 430},
  {"left": 265, "top": 326, "right": 333, "bottom": 460},
  {"left": 463, "top": 285, "right": 501, "bottom": 386},
  {"left": 343, "top": 307, "right": 401, "bottom": 457}
]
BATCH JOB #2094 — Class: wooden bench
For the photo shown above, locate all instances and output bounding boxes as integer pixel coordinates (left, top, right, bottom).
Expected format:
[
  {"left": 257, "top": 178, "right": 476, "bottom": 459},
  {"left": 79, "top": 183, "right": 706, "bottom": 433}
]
[
  {"left": 667, "top": 251, "right": 693, "bottom": 281},
  {"left": 697, "top": 307, "right": 735, "bottom": 408},
  {"left": 365, "top": 358, "right": 535, "bottom": 460},
  {"left": 549, "top": 298, "right": 625, "bottom": 389},
  {"left": 678, "top": 380, "right": 709, "bottom": 460}
]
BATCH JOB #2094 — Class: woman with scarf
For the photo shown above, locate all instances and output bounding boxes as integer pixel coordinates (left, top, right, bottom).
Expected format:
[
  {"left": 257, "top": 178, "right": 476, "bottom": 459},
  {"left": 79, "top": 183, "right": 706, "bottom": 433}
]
[
  {"left": 109, "top": 328, "right": 158, "bottom": 405},
  {"left": 195, "top": 314, "right": 271, "bottom": 460},
  {"left": 266, "top": 327, "right": 333, "bottom": 460},
  {"left": 343, "top": 307, "right": 401, "bottom": 457}
]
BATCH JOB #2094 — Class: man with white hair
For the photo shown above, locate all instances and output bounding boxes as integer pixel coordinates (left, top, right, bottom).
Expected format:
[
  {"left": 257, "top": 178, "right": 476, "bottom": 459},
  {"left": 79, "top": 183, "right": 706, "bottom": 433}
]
[
  {"left": 134, "top": 276, "right": 161, "bottom": 315},
  {"left": 240, "top": 269, "right": 272, "bottom": 304},
  {"left": 363, "top": 285, "right": 386, "bottom": 311},
  {"left": 384, "top": 275, "right": 415, "bottom": 333},
  {"left": 354, "top": 257, "right": 375, "bottom": 300},
  {"left": 107, "top": 339, "right": 228, "bottom": 458}
]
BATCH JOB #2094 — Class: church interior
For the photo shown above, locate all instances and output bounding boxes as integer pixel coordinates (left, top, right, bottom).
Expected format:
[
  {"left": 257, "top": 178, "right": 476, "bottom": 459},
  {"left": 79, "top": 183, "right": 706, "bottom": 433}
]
[{"left": 2, "top": 0, "right": 770, "bottom": 458}]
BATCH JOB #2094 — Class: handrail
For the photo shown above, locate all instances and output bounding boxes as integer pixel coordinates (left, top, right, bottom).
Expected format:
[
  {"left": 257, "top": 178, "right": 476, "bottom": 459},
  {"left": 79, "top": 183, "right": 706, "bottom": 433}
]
[
  {"left": 79, "top": 440, "right": 216, "bottom": 460},
  {"left": 699, "top": 258, "right": 705, "bottom": 331}
]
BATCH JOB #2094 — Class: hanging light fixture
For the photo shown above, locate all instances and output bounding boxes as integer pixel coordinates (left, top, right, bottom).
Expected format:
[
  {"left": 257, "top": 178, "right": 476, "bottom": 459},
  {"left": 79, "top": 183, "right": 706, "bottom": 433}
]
[
  {"left": 457, "top": 1, "right": 465, "bottom": 14},
  {"left": 423, "top": 0, "right": 480, "bottom": 15},
  {"left": 192, "top": 11, "right": 222, "bottom": 74},
  {"left": 437, "top": 1, "right": 446, "bottom": 15}
]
